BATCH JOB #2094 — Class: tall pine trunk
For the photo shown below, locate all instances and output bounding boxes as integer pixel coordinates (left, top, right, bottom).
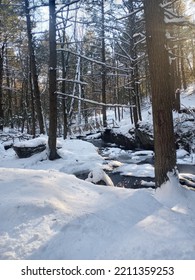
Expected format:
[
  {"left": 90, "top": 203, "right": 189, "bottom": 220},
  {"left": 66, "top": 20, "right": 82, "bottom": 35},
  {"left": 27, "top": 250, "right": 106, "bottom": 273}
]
[
  {"left": 101, "top": 0, "right": 107, "bottom": 127},
  {"left": 0, "top": 44, "right": 4, "bottom": 130},
  {"left": 48, "top": 0, "right": 60, "bottom": 160},
  {"left": 24, "top": 0, "right": 45, "bottom": 134},
  {"left": 144, "top": 0, "right": 177, "bottom": 187},
  {"left": 60, "top": 36, "right": 68, "bottom": 139}
]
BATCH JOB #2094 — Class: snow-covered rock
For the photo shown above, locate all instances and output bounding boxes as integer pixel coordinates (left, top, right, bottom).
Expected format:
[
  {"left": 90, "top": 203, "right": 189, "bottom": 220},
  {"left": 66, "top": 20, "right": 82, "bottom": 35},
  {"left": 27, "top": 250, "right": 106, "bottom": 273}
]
[{"left": 86, "top": 167, "right": 114, "bottom": 186}]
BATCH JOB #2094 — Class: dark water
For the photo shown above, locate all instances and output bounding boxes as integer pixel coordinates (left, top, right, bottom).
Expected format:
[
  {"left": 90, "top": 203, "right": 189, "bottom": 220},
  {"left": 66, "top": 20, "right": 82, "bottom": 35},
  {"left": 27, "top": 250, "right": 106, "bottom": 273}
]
[
  {"left": 177, "top": 164, "right": 195, "bottom": 174},
  {"left": 81, "top": 138, "right": 195, "bottom": 189}
]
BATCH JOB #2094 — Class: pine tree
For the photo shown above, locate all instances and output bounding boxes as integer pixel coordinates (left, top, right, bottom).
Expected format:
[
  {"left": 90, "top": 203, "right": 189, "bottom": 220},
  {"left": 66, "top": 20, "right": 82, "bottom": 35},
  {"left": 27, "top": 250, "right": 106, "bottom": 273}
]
[
  {"left": 24, "top": 0, "right": 45, "bottom": 134},
  {"left": 144, "top": 0, "right": 177, "bottom": 187},
  {"left": 48, "top": 0, "right": 60, "bottom": 160}
]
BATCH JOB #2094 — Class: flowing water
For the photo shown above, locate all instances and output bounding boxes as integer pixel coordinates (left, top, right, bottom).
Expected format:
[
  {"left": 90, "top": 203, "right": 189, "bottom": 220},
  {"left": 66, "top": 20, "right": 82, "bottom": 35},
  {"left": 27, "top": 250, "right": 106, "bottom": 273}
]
[{"left": 79, "top": 138, "right": 195, "bottom": 189}]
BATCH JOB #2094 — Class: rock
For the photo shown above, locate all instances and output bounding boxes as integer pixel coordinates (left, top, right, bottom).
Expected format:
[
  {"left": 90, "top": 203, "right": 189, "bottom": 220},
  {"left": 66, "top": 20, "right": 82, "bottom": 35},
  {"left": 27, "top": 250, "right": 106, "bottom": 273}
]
[
  {"left": 175, "top": 121, "right": 195, "bottom": 152},
  {"left": 86, "top": 167, "right": 114, "bottom": 186},
  {"left": 102, "top": 129, "right": 137, "bottom": 149},
  {"left": 13, "top": 144, "right": 46, "bottom": 158},
  {"left": 102, "top": 125, "right": 154, "bottom": 150},
  {"left": 4, "top": 143, "right": 13, "bottom": 150},
  {"left": 13, "top": 136, "right": 47, "bottom": 158},
  {"left": 135, "top": 123, "right": 154, "bottom": 150},
  {"left": 102, "top": 117, "right": 195, "bottom": 153}
]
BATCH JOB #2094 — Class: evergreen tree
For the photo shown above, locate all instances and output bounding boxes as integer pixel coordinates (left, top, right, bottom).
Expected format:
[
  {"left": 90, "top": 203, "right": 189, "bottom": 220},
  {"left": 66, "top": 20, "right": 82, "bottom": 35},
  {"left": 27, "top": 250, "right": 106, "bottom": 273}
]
[
  {"left": 144, "top": 0, "right": 177, "bottom": 187},
  {"left": 48, "top": 0, "right": 60, "bottom": 159},
  {"left": 23, "top": 0, "right": 45, "bottom": 134}
]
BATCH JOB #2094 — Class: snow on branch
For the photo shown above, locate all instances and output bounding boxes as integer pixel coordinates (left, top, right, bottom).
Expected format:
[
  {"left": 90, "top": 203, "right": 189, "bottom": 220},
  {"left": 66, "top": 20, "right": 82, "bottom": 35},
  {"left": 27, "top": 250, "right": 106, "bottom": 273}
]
[
  {"left": 164, "top": 16, "right": 195, "bottom": 27},
  {"left": 116, "top": 7, "right": 143, "bottom": 20},
  {"left": 160, "top": 0, "right": 179, "bottom": 9},
  {"left": 56, "top": 92, "right": 134, "bottom": 108},
  {"left": 57, "top": 78, "right": 88, "bottom": 85},
  {"left": 59, "top": 49, "right": 133, "bottom": 71}
]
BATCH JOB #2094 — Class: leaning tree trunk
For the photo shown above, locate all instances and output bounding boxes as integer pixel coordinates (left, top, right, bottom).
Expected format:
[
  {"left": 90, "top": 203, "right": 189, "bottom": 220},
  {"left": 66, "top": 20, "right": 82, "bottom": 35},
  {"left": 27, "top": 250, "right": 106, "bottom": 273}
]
[{"left": 144, "top": 0, "right": 177, "bottom": 188}]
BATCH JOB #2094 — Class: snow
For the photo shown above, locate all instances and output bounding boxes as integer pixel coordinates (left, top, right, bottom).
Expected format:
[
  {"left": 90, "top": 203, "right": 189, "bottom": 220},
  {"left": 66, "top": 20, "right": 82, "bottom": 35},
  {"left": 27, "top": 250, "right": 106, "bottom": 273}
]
[
  {"left": 13, "top": 136, "right": 46, "bottom": 148},
  {"left": 86, "top": 167, "right": 114, "bottom": 186},
  {"left": 113, "top": 163, "right": 154, "bottom": 178},
  {"left": 0, "top": 138, "right": 195, "bottom": 260},
  {"left": 0, "top": 88, "right": 195, "bottom": 260}
]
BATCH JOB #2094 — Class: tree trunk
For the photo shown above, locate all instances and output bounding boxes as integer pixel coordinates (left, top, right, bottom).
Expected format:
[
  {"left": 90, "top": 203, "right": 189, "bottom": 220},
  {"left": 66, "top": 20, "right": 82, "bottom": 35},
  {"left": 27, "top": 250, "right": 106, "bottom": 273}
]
[
  {"left": 128, "top": 0, "right": 140, "bottom": 127},
  {"left": 24, "top": 0, "right": 45, "bottom": 134},
  {"left": 101, "top": 0, "right": 107, "bottom": 127},
  {"left": 5, "top": 45, "right": 13, "bottom": 128},
  {"left": 144, "top": 0, "right": 177, "bottom": 188},
  {"left": 48, "top": 0, "right": 60, "bottom": 160},
  {"left": 60, "top": 31, "right": 68, "bottom": 139},
  {"left": 180, "top": 46, "right": 187, "bottom": 90},
  {"left": 29, "top": 70, "right": 36, "bottom": 137},
  {"left": 0, "top": 44, "right": 5, "bottom": 131}
]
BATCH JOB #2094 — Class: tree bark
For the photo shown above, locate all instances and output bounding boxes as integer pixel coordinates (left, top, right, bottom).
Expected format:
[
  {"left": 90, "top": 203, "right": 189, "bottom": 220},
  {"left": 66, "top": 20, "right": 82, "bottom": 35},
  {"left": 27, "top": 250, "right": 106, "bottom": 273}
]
[
  {"left": 0, "top": 44, "right": 4, "bottom": 130},
  {"left": 24, "top": 0, "right": 45, "bottom": 134},
  {"left": 101, "top": 0, "right": 107, "bottom": 127},
  {"left": 180, "top": 46, "right": 187, "bottom": 90},
  {"left": 60, "top": 30, "right": 68, "bottom": 139},
  {"left": 128, "top": 0, "right": 141, "bottom": 127},
  {"left": 144, "top": 0, "right": 177, "bottom": 188},
  {"left": 5, "top": 46, "right": 13, "bottom": 128},
  {"left": 48, "top": 0, "right": 60, "bottom": 160}
]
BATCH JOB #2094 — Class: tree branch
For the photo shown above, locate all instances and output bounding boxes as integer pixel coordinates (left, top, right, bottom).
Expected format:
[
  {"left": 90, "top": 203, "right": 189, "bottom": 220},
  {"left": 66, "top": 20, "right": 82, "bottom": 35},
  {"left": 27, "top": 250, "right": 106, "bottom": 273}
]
[{"left": 56, "top": 92, "right": 134, "bottom": 108}]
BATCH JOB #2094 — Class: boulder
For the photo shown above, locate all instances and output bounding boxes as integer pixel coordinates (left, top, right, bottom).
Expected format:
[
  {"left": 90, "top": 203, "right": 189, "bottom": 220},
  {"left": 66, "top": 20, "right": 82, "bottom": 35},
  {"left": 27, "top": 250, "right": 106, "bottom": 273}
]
[
  {"left": 175, "top": 120, "right": 195, "bottom": 152},
  {"left": 102, "top": 128, "right": 137, "bottom": 149},
  {"left": 135, "top": 123, "right": 154, "bottom": 150},
  {"left": 102, "top": 118, "right": 195, "bottom": 153},
  {"left": 13, "top": 144, "right": 46, "bottom": 158},
  {"left": 13, "top": 137, "right": 47, "bottom": 158}
]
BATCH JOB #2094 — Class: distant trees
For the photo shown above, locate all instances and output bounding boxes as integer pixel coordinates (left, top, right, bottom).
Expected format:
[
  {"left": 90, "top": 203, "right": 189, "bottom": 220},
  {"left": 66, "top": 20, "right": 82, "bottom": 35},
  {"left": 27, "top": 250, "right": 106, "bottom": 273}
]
[
  {"left": 0, "top": 0, "right": 21, "bottom": 130},
  {"left": 121, "top": 0, "right": 143, "bottom": 126}
]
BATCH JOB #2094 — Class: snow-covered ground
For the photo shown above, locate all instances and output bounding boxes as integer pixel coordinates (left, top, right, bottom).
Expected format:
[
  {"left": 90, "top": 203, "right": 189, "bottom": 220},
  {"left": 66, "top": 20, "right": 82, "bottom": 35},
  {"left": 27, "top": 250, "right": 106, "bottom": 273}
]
[{"left": 0, "top": 87, "right": 195, "bottom": 260}]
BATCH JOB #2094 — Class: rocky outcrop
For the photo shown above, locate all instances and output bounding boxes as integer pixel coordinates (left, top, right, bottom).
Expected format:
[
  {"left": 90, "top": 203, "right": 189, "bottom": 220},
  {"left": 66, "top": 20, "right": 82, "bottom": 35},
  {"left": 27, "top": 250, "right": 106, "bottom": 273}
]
[
  {"left": 102, "top": 128, "right": 138, "bottom": 149},
  {"left": 102, "top": 118, "right": 195, "bottom": 153},
  {"left": 175, "top": 120, "right": 195, "bottom": 152},
  {"left": 102, "top": 123, "right": 154, "bottom": 150},
  {"left": 135, "top": 123, "right": 154, "bottom": 150}
]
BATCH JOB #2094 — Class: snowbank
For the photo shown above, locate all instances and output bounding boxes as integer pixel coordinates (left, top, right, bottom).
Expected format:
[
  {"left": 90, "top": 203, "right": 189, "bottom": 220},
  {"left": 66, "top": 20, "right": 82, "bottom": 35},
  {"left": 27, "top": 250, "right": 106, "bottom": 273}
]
[{"left": 0, "top": 167, "right": 195, "bottom": 260}]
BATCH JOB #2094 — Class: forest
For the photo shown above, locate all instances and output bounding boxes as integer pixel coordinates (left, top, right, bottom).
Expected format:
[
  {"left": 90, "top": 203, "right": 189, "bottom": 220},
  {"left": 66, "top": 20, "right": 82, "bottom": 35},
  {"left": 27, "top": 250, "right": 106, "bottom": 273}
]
[
  {"left": 0, "top": 0, "right": 195, "bottom": 262},
  {"left": 1, "top": 0, "right": 195, "bottom": 186}
]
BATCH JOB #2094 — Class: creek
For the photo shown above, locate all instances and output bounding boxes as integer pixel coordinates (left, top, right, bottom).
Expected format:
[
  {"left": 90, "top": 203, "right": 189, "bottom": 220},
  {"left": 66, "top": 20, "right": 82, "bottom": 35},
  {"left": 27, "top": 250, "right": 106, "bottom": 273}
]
[{"left": 83, "top": 138, "right": 195, "bottom": 189}]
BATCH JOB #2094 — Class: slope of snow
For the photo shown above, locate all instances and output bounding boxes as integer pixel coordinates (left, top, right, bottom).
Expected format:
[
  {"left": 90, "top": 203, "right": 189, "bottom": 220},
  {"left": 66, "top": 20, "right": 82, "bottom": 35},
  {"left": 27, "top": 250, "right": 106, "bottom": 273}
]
[{"left": 0, "top": 167, "right": 195, "bottom": 260}]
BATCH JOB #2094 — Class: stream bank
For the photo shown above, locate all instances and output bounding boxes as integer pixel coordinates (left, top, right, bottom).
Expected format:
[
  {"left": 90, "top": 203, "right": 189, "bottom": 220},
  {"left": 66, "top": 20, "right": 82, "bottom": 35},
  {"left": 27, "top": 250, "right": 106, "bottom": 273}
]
[{"left": 82, "top": 137, "right": 195, "bottom": 190}]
